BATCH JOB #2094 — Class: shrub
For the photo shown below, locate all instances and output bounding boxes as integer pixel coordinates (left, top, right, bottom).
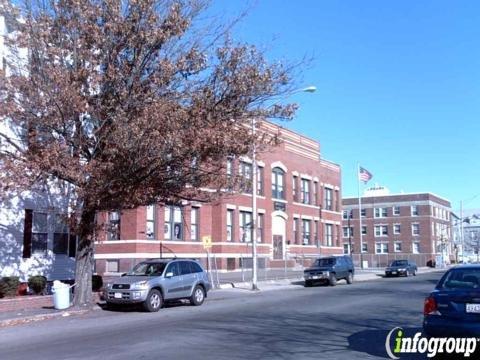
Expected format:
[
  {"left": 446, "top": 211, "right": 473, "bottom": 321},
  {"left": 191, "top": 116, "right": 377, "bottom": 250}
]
[
  {"left": 0, "top": 277, "right": 20, "bottom": 298},
  {"left": 28, "top": 275, "right": 47, "bottom": 295},
  {"left": 92, "top": 275, "right": 103, "bottom": 292}
]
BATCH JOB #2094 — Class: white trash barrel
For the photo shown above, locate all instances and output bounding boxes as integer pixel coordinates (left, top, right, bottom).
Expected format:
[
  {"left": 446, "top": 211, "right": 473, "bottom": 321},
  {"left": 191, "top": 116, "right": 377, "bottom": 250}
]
[{"left": 52, "top": 281, "right": 71, "bottom": 310}]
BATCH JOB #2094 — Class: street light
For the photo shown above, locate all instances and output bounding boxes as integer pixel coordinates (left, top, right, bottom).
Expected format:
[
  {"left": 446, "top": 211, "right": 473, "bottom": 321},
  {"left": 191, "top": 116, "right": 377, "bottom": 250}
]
[{"left": 250, "top": 85, "right": 316, "bottom": 291}]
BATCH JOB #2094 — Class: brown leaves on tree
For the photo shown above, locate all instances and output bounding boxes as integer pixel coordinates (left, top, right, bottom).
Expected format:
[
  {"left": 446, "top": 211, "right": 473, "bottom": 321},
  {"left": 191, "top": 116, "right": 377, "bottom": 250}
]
[{"left": 0, "top": 0, "right": 297, "bottom": 305}]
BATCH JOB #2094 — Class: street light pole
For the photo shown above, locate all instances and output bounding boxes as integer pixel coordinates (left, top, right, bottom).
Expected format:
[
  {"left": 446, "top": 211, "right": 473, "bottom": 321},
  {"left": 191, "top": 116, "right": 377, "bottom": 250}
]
[{"left": 250, "top": 85, "right": 316, "bottom": 291}]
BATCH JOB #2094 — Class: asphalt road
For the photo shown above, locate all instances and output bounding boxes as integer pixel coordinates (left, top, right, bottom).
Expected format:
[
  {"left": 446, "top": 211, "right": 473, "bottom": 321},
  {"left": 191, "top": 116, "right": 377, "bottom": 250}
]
[{"left": 0, "top": 272, "right": 446, "bottom": 360}]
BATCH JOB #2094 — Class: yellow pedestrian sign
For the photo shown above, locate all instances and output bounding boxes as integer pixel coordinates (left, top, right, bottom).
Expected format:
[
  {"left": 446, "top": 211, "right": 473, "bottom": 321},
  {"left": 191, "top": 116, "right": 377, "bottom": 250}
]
[{"left": 202, "top": 235, "right": 212, "bottom": 250}]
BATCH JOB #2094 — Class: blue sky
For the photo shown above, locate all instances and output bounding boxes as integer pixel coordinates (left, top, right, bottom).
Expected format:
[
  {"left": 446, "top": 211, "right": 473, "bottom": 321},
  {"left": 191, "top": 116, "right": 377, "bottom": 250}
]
[{"left": 208, "top": 0, "right": 480, "bottom": 212}]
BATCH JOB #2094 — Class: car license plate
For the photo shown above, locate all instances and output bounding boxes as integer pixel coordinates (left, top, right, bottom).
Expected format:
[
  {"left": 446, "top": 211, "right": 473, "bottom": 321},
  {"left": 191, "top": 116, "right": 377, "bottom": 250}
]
[
  {"left": 114, "top": 292, "right": 122, "bottom": 299},
  {"left": 312, "top": 275, "right": 319, "bottom": 279},
  {"left": 392, "top": 271, "right": 397, "bottom": 275},
  {"left": 466, "top": 304, "right": 480, "bottom": 313}
]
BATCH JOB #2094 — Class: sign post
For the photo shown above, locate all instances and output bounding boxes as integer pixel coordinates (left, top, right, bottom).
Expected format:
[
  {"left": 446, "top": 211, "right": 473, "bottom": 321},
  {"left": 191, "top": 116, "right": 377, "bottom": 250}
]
[{"left": 202, "top": 235, "right": 214, "bottom": 287}]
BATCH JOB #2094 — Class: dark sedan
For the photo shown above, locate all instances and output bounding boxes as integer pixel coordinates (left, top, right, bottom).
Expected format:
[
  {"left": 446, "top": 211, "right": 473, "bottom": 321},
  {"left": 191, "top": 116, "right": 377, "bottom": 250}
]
[
  {"left": 423, "top": 265, "right": 480, "bottom": 336},
  {"left": 385, "top": 260, "right": 417, "bottom": 277}
]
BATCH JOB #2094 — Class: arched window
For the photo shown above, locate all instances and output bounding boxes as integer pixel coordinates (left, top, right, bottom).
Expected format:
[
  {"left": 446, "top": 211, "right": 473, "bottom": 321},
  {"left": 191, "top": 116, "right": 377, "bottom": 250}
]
[{"left": 271, "top": 167, "right": 285, "bottom": 200}]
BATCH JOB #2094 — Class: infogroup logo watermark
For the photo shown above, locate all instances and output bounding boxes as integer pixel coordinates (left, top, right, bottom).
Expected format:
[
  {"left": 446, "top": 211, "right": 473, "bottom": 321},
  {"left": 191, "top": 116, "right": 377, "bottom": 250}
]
[{"left": 385, "top": 327, "right": 478, "bottom": 359}]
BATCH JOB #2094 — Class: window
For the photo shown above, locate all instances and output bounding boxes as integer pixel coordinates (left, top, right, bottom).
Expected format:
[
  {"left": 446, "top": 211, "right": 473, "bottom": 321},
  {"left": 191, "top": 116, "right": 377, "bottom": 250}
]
[
  {"left": 374, "top": 225, "right": 388, "bottom": 237},
  {"left": 374, "top": 207, "right": 388, "bottom": 218},
  {"left": 361, "top": 208, "right": 366, "bottom": 217},
  {"left": 362, "top": 226, "right": 367, "bottom": 235},
  {"left": 335, "top": 190, "right": 340, "bottom": 212},
  {"left": 292, "top": 175, "right": 298, "bottom": 202},
  {"left": 412, "top": 223, "right": 420, "bottom": 236},
  {"left": 257, "top": 166, "right": 264, "bottom": 196},
  {"left": 301, "top": 179, "right": 310, "bottom": 204},
  {"left": 32, "top": 212, "right": 48, "bottom": 253},
  {"left": 343, "top": 244, "right": 351, "bottom": 255},
  {"left": 240, "top": 211, "right": 252, "bottom": 242},
  {"left": 313, "top": 182, "right": 318, "bottom": 206},
  {"left": 393, "top": 206, "right": 400, "bottom": 216},
  {"left": 362, "top": 243, "right": 368, "bottom": 253},
  {"left": 226, "top": 210, "right": 234, "bottom": 241},
  {"left": 293, "top": 218, "right": 299, "bottom": 244},
  {"left": 393, "top": 224, "right": 401, "bottom": 235},
  {"left": 302, "top": 219, "right": 311, "bottom": 245},
  {"left": 343, "top": 227, "right": 354, "bottom": 238},
  {"left": 394, "top": 242, "right": 402, "bottom": 252},
  {"left": 107, "top": 211, "right": 121, "bottom": 240},
  {"left": 226, "top": 158, "right": 233, "bottom": 177},
  {"left": 146, "top": 205, "right": 156, "bottom": 240},
  {"left": 314, "top": 220, "right": 318, "bottom": 246},
  {"left": 239, "top": 161, "right": 253, "bottom": 193},
  {"left": 413, "top": 242, "right": 420, "bottom": 254},
  {"left": 411, "top": 205, "right": 419, "bottom": 216},
  {"left": 106, "top": 260, "right": 119, "bottom": 273},
  {"left": 180, "top": 261, "right": 193, "bottom": 275},
  {"left": 375, "top": 243, "right": 389, "bottom": 254},
  {"left": 257, "top": 214, "right": 264, "bottom": 243},
  {"left": 190, "top": 207, "right": 199, "bottom": 241},
  {"left": 271, "top": 167, "right": 285, "bottom": 200},
  {"left": 342, "top": 210, "right": 349, "bottom": 220},
  {"left": 165, "top": 262, "right": 181, "bottom": 277},
  {"left": 53, "top": 214, "right": 69, "bottom": 255},
  {"left": 324, "top": 188, "right": 333, "bottom": 211},
  {"left": 164, "top": 206, "right": 183, "bottom": 240},
  {"left": 325, "top": 224, "right": 333, "bottom": 246}
]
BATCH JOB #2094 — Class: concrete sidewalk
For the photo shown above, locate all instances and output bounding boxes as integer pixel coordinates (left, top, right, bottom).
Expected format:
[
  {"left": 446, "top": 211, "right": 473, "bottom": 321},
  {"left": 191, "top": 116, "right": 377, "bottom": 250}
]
[{"left": 0, "top": 266, "right": 447, "bottom": 328}]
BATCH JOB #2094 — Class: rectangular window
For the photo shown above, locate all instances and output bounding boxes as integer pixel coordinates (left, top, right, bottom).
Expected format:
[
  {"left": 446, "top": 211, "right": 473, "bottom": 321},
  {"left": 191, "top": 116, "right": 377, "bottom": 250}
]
[
  {"left": 342, "top": 210, "right": 349, "bottom": 220},
  {"left": 107, "top": 211, "right": 121, "bottom": 240},
  {"left": 23, "top": 209, "right": 33, "bottom": 258},
  {"left": 393, "top": 224, "right": 401, "bottom": 235},
  {"left": 362, "top": 242, "right": 368, "bottom": 253},
  {"left": 361, "top": 208, "right": 366, "bottom": 217},
  {"left": 325, "top": 224, "right": 333, "bottom": 246},
  {"left": 302, "top": 219, "right": 311, "bottom": 245},
  {"left": 335, "top": 190, "right": 340, "bottom": 212},
  {"left": 375, "top": 243, "right": 389, "bottom": 254},
  {"left": 164, "top": 206, "right": 183, "bottom": 240},
  {"left": 240, "top": 211, "right": 252, "bottom": 242},
  {"left": 32, "top": 212, "right": 48, "bottom": 254},
  {"left": 394, "top": 242, "right": 402, "bottom": 252},
  {"left": 342, "top": 227, "right": 354, "bottom": 238},
  {"left": 190, "top": 207, "right": 199, "bottom": 241},
  {"left": 343, "top": 244, "right": 350, "bottom": 255},
  {"left": 53, "top": 214, "right": 69, "bottom": 255},
  {"left": 313, "top": 182, "right": 318, "bottom": 206},
  {"left": 393, "top": 206, "right": 400, "bottom": 216},
  {"left": 257, "top": 214, "right": 264, "bottom": 243},
  {"left": 314, "top": 220, "right": 318, "bottom": 246},
  {"left": 362, "top": 226, "right": 367, "bottom": 235},
  {"left": 106, "top": 260, "right": 119, "bottom": 273},
  {"left": 411, "top": 205, "right": 419, "bottom": 216},
  {"left": 374, "top": 207, "right": 388, "bottom": 218},
  {"left": 292, "top": 176, "right": 298, "bottom": 202},
  {"left": 226, "top": 209, "right": 234, "bottom": 241},
  {"left": 324, "top": 188, "right": 333, "bottom": 211},
  {"left": 239, "top": 161, "right": 253, "bottom": 194},
  {"left": 413, "top": 242, "right": 420, "bottom": 254},
  {"left": 146, "top": 205, "right": 156, "bottom": 240},
  {"left": 412, "top": 223, "right": 420, "bottom": 236},
  {"left": 257, "top": 166, "right": 264, "bottom": 196},
  {"left": 374, "top": 225, "right": 388, "bottom": 237},
  {"left": 293, "top": 218, "right": 299, "bottom": 244},
  {"left": 301, "top": 179, "right": 310, "bottom": 204}
]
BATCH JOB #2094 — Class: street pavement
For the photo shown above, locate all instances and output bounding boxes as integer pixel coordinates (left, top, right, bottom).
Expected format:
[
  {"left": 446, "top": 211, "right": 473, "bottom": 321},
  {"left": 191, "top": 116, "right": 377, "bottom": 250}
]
[{"left": 0, "top": 270, "right": 447, "bottom": 360}]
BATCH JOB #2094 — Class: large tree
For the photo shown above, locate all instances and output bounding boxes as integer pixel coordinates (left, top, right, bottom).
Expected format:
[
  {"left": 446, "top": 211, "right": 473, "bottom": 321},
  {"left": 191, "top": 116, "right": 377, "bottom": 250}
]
[{"left": 0, "top": 0, "right": 296, "bottom": 306}]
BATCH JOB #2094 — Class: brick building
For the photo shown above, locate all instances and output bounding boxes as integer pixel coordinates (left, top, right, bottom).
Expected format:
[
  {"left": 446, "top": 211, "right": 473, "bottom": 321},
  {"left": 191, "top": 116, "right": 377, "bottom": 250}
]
[
  {"left": 342, "top": 187, "right": 452, "bottom": 267},
  {"left": 94, "top": 121, "right": 343, "bottom": 274}
]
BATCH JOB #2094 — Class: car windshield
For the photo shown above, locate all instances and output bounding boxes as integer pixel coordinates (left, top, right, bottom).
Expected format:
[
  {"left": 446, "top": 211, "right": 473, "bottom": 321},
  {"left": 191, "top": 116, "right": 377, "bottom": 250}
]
[
  {"left": 128, "top": 262, "right": 167, "bottom": 276},
  {"left": 439, "top": 269, "right": 480, "bottom": 290},
  {"left": 391, "top": 260, "right": 408, "bottom": 267},
  {"left": 314, "top": 258, "right": 335, "bottom": 267}
]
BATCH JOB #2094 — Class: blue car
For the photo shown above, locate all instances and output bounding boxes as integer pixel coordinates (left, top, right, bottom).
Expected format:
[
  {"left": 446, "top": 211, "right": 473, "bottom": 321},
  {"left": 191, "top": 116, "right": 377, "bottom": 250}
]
[{"left": 423, "top": 265, "right": 480, "bottom": 336}]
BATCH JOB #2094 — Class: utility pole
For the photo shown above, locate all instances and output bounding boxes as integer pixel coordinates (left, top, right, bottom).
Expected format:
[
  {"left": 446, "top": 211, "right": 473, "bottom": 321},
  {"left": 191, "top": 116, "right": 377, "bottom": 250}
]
[{"left": 251, "top": 117, "right": 258, "bottom": 291}]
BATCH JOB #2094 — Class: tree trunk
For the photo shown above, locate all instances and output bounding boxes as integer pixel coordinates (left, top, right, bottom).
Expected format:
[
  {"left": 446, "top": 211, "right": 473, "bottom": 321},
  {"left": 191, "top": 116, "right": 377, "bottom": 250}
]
[{"left": 73, "top": 209, "right": 96, "bottom": 307}]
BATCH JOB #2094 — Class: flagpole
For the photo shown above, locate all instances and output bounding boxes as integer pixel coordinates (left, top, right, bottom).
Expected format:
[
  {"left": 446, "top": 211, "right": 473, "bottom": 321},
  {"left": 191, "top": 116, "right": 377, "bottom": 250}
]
[{"left": 357, "top": 163, "right": 364, "bottom": 269}]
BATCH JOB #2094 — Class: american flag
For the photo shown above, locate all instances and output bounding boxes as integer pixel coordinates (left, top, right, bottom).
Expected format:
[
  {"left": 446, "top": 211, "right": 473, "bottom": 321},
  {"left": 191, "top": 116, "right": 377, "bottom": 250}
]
[{"left": 358, "top": 167, "right": 373, "bottom": 183}]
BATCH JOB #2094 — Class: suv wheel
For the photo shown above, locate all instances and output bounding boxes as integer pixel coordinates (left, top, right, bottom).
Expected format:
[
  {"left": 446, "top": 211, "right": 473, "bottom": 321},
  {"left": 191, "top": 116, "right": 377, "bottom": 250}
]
[
  {"left": 346, "top": 272, "right": 353, "bottom": 284},
  {"left": 329, "top": 273, "right": 337, "bottom": 286},
  {"left": 143, "top": 289, "right": 163, "bottom": 312},
  {"left": 190, "top": 285, "right": 205, "bottom": 306},
  {"left": 304, "top": 280, "right": 313, "bottom": 287}
]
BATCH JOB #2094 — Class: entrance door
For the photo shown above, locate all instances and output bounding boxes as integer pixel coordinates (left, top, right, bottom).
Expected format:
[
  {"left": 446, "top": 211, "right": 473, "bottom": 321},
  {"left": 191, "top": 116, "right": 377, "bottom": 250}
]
[{"left": 273, "top": 235, "right": 283, "bottom": 260}]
